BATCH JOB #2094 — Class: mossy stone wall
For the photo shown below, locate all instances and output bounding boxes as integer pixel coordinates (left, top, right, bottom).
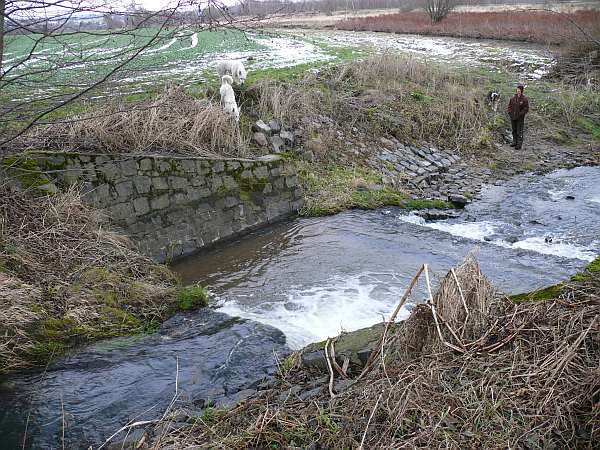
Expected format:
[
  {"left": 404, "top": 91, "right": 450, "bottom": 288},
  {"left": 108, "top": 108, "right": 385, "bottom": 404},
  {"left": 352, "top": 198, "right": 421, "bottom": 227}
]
[{"left": 11, "top": 152, "right": 303, "bottom": 262}]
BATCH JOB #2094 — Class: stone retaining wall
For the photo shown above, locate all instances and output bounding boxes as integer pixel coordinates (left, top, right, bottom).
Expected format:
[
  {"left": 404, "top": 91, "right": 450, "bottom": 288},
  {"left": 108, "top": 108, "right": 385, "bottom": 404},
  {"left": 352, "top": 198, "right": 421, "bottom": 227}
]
[{"left": 12, "top": 152, "right": 303, "bottom": 262}]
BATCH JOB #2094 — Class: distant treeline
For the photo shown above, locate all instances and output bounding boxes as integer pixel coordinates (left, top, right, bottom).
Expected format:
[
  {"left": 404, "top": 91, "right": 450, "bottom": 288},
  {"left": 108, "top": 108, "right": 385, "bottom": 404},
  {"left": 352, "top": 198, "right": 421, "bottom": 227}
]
[{"left": 4, "top": 0, "right": 594, "bottom": 34}]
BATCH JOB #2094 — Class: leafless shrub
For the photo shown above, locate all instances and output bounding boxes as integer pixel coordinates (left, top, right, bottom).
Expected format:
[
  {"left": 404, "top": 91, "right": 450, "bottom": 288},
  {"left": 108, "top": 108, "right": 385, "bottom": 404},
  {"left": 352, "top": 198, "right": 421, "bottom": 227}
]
[{"left": 424, "top": 0, "right": 455, "bottom": 24}]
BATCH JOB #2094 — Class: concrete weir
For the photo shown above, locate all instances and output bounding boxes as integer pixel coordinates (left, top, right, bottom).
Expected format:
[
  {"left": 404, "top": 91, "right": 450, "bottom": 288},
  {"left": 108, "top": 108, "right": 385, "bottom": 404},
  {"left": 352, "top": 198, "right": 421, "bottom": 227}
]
[{"left": 4, "top": 152, "right": 304, "bottom": 262}]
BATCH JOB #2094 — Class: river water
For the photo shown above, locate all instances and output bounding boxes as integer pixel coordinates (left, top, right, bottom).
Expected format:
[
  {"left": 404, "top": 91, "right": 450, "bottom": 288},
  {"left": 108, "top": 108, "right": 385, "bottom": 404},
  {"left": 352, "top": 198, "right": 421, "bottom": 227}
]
[{"left": 1, "top": 166, "right": 598, "bottom": 448}]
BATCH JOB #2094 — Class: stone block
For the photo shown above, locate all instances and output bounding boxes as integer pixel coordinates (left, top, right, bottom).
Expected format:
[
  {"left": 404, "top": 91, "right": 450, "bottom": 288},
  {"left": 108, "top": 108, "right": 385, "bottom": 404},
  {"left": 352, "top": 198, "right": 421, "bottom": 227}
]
[
  {"left": 226, "top": 161, "right": 241, "bottom": 170},
  {"left": 121, "top": 159, "right": 138, "bottom": 176},
  {"left": 152, "top": 177, "right": 169, "bottom": 190},
  {"left": 172, "top": 193, "right": 187, "bottom": 204},
  {"left": 222, "top": 175, "right": 238, "bottom": 190},
  {"left": 190, "top": 176, "right": 206, "bottom": 187},
  {"left": 252, "top": 120, "right": 271, "bottom": 135},
  {"left": 185, "top": 187, "right": 201, "bottom": 202},
  {"left": 109, "top": 202, "right": 134, "bottom": 221},
  {"left": 133, "top": 176, "right": 152, "bottom": 194},
  {"left": 285, "top": 175, "right": 299, "bottom": 188},
  {"left": 224, "top": 196, "right": 239, "bottom": 208},
  {"left": 139, "top": 158, "right": 153, "bottom": 171},
  {"left": 271, "top": 135, "right": 284, "bottom": 152},
  {"left": 115, "top": 180, "right": 134, "bottom": 198},
  {"left": 133, "top": 197, "right": 150, "bottom": 216},
  {"left": 180, "top": 159, "right": 196, "bottom": 173},
  {"left": 253, "top": 132, "right": 268, "bottom": 147},
  {"left": 213, "top": 161, "right": 225, "bottom": 173},
  {"left": 151, "top": 194, "right": 170, "bottom": 210},
  {"left": 240, "top": 170, "right": 253, "bottom": 179},
  {"left": 168, "top": 176, "right": 188, "bottom": 190},
  {"left": 280, "top": 130, "right": 294, "bottom": 146},
  {"left": 253, "top": 166, "right": 269, "bottom": 179},
  {"left": 156, "top": 160, "right": 171, "bottom": 173},
  {"left": 268, "top": 120, "right": 281, "bottom": 133},
  {"left": 101, "top": 162, "right": 121, "bottom": 181}
]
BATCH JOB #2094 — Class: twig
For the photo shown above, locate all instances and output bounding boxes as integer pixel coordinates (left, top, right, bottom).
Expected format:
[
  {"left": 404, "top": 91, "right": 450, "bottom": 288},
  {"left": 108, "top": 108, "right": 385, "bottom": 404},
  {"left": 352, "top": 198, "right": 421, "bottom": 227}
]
[
  {"left": 98, "top": 420, "right": 159, "bottom": 450},
  {"left": 424, "top": 264, "right": 444, "bottom": 343},
  {"left": 329, "top": 338, "right": 347, "bottom": 378},
  {"left": 359, "top": 392, "right": 383, "bottom": 450},
  {"left": 324, "top": 338, "right": 336, "bottom": 399},
  {"left": 451, "top": 267, "right": 469, "bottom": 327},
  {"left": 359, "top": 264, "right": 424, "bottom": 379}
]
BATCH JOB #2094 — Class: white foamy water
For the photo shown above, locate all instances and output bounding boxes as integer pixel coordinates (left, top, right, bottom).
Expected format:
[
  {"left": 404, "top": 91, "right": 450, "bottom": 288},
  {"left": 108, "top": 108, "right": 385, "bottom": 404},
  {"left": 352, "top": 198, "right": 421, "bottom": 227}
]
[
  {"left": 589, "top": 196, "right": 600, "bottom": 204},
  {"left": 399, "top": 214, "right": 498, "bottom": 241},
  {"left": 218, "top": 272, "right": 413, "bottom": 349},
  {"left": 548, "top": 189, "right": 567, "bottom": 201},
  {"left": 398, "top": 213, "right": 597, "bottom": 262},
  {"left": 512, "top": 237, "right": 598, "bottom": 262}
]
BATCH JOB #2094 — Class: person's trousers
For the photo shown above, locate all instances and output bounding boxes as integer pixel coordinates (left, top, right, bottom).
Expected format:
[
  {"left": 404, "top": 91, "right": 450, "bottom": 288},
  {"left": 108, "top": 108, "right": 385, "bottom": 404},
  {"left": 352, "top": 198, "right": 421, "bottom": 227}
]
[{"left": 511, "top": 117, "right": 525, "bottom": 149}]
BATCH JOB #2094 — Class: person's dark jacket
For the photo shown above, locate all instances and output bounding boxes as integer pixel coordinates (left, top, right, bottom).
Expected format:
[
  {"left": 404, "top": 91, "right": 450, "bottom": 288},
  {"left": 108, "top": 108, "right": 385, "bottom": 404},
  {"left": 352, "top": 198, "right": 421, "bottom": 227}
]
[{"left": 507, "top": 94, "right": 529, "bottom": 120}]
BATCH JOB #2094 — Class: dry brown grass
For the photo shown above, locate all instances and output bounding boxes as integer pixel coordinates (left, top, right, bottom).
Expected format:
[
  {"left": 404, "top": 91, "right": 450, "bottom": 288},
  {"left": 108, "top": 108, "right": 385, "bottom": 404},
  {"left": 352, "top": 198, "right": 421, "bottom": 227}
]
[
  {"left": 16, "top": 86, "right": 248, "bottom": 157},
  {"left": 0, "top": 184, "right": 179, "bottom": 373},
  {"left": 245, "top": 54, "right": 492, "bottom": 154},
  {"left": 151, "top": 255, "right": 600, "bottom": 449}
]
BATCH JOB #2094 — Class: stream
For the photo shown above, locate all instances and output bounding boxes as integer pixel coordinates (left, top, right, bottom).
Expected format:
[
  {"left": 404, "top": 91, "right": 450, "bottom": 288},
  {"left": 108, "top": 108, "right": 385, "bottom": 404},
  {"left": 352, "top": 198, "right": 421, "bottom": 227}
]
[{"left": 1, "top": 166, "right": 598, "bottom": 448}]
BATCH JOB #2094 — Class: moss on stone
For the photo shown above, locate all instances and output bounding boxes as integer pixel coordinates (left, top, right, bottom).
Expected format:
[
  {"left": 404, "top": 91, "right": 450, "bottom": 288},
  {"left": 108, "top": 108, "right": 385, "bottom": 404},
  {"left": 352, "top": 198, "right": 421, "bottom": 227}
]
[
  {"left": 177, "top": 284, "right": 209, "bottom": 310},
  {"left": 585, "top": 255, "right": 600, "bottom": 273},
  {"left": 1, "top": 154, "right": 56, "bottom": 195},
  {"left": 510, "top": 283, "right": 563, "bottom": 303},
  {"left": 569, "top": 255, "right": 600, "bottom": 282}
]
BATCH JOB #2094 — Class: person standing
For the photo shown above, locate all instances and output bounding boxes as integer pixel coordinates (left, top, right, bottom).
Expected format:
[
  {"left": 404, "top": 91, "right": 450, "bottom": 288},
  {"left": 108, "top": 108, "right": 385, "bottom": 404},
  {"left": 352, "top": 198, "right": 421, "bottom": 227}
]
[{"left": 507, "top": 84, "right": 529, "bottom": 150}]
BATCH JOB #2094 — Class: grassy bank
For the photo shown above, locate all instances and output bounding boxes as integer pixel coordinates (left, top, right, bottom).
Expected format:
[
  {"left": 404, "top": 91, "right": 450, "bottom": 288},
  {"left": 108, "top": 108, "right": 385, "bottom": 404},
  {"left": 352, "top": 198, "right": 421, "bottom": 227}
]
[
  {"left": 150, "top": 255, "right": 600, "bottom": 448},
  {"left": 298, "top": 163, "right": 451, "bottom": 216},
  {"left": 336, "top": 9, "right": 600, "bottom": 44},
  {"left": 0, "top": 184, "right": 208, "bottom": 374}
]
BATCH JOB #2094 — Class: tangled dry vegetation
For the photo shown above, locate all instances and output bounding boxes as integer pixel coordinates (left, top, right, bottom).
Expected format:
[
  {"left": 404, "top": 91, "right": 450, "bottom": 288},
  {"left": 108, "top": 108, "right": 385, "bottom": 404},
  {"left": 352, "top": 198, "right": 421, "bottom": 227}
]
[
  {"left": 13, "top": 55, "right": 499, "bottom": 158},
  {"left": 244, "top": 54, "right": 495, "bottom": 153},
  {"left": 11, "top": 54, "right": 598, "bottom": 161},
  {"left": 152, "top": 255, "right": 600, "bottom": 449},
  {"left": 0, "top": 184, "right": 197, "bottom": 374},
  {"left": 15, "top": 86, "right": 247, "bottom": 157}
]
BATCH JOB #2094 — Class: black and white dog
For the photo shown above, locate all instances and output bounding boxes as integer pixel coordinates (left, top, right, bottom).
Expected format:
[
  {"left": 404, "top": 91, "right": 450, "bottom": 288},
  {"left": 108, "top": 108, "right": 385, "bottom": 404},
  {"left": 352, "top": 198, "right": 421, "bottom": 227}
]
[{"left": 486, "top": 91, "right": 501, "bottom": 112}]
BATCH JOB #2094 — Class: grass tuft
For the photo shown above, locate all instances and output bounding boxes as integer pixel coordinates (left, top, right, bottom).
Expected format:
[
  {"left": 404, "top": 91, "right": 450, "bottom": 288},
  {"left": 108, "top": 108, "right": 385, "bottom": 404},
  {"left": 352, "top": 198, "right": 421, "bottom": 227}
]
[{"left": 177, "top": 285, "right": 209, "bottom": 311}]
